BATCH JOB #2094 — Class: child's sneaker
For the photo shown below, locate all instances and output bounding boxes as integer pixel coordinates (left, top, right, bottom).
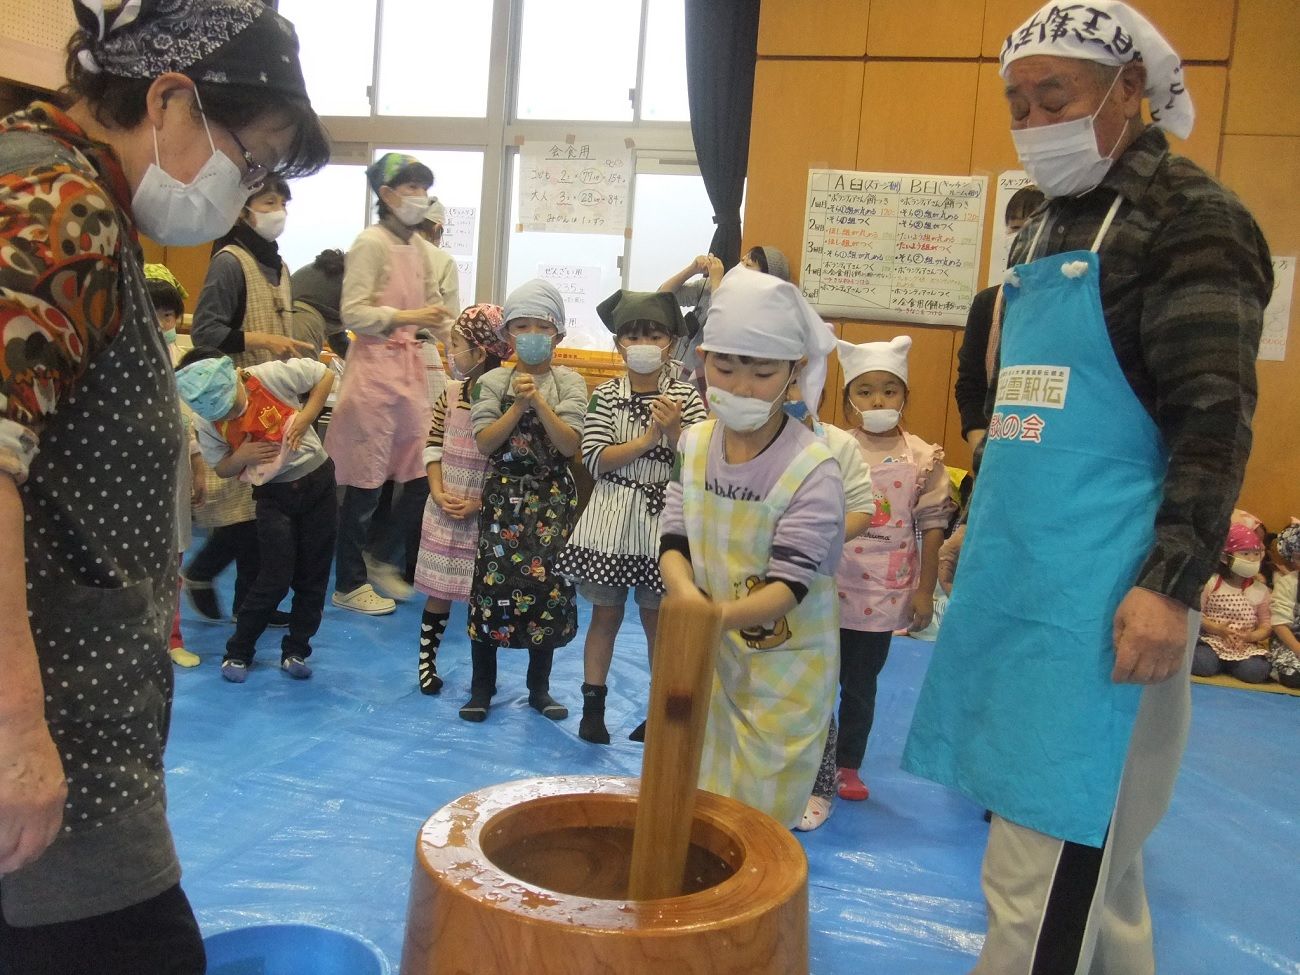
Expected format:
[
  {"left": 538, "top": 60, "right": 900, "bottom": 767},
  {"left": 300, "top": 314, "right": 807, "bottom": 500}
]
[
  {"left": 795, "top": 795, "right": 833, "bottom": 832},
  {"left": 169, "top": 646, "right": 201, "bottom": 668},
  {"left": 182, "top": 575, "right": 223, "bottom": 621},
  {"left": 366, "top": 558, "right": 414, "bottom": 601},
  {"left": 332, "top": 584, "right": 396, "bottom": 616},
  {"left": 281, "top": 656, "right": 312, "bottom": 679},
  {"left": 221, "top": 659, "right": 248, "bottom": 684},
  {"left": 836, "top": 767, "right": 869, "bottom": 801}
]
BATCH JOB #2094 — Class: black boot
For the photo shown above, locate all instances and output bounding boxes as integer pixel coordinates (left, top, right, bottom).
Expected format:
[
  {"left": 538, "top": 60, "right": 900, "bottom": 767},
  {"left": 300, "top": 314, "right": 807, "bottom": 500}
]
[
  {"left": 459, "top": 641, "right": 498, "bottom": 722},
  {"left": 578, "top": 683, "right": 609, "bottom": 744},
  {"left": 628, "top": 720, "right": 647, "bottom": 743},
  {"left": 418, "top": 609, "right": 449, "bottom": 694},
  {"left": 526, "top": 646, "right": 568, "bottom": 720}
]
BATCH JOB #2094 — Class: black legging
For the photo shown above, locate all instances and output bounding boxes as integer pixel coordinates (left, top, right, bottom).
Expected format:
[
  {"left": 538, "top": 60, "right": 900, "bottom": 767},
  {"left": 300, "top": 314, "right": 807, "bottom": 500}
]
[{"left": 836, "top": 628, "right": 893, "bottom": 769}]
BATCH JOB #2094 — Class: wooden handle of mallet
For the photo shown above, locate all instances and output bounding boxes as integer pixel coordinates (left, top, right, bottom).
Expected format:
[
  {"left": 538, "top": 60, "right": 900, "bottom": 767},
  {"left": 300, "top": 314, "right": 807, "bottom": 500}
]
[{"left": 627, "top": 593, "right": 725, "bottom": 901}]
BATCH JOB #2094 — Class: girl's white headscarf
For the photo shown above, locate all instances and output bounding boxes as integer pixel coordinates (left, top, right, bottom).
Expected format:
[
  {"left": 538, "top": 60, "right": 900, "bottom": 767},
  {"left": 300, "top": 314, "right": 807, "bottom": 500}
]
[
  {"left": 999, "top": 1, "right": 1193, "bottom": 139},
  {"left": 699, "top": 265, "right": 836, "bottom": 417}
]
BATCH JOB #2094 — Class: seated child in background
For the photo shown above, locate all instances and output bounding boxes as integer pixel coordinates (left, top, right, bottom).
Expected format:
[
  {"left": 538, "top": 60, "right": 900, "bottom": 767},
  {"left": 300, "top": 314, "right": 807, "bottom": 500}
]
[
  {"left": 145, "top": 271, "right": 206, "bottom": 667},
  {"left": 1193, "top": 523, "right": 1273, "bottom": 683},
  {"left": 1268, "top": 522, "right": 1300, "bottom": 689},
  {"left": 659, "top": 265, "right": 844, "bottom": 830},
  {"left": 556, "top": 289, "right": 707, "bottom": 745},
  {"left": 413, "top": 304, "right": 509, "bottom": 694},
  {"left": 176, "top": 348, "right": 337, "bottom": 684}
]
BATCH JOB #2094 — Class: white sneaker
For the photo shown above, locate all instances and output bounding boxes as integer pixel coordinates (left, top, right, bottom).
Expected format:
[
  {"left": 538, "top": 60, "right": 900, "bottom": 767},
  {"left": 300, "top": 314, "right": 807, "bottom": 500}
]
[
  {"left": 332, "top": 584, "right": 397, "bottom": 616},
  {"left": 366, "top": 559, "right": 414, "bottom": 601}
]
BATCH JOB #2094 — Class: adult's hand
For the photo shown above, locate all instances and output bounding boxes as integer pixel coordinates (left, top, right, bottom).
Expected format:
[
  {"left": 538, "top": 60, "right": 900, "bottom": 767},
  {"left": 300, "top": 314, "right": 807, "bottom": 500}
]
[
  {"left": 396, "top": 305, "right": 455, "bottom": 330},
  {"left": 1112, "top": 587, "right": 1190, "bottom": 684},
  {"left": 246, "top": 332, "right": 314, "bottom": 359},
  {"left": 0, "top": 713, "right": 66, "bottom": 875}
]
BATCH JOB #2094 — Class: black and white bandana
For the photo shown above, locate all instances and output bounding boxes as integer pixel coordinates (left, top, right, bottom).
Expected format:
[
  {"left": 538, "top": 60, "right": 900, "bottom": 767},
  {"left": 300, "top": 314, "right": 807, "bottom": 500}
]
[
  {"left": 998, "top": 1, "right": 1193, "bottom": 139},
  {"left": 72, "top": 0, "right": 310, "bottom": 102}
]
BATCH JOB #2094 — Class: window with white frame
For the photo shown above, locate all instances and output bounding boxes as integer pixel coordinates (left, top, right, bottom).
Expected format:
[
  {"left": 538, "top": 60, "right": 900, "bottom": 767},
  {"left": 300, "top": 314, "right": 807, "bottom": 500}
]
[{"left": 278, "top": 0, "right": 706, "bottom": 351}]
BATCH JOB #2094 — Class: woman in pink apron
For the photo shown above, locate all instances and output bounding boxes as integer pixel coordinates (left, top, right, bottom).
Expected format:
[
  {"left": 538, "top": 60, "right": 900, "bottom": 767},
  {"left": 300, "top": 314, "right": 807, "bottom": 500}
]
[
  {"left": 832, "top": 336, "right": 953, "bottom": 803},
  {"left": 327, "top": 154, "right": 456, "bottom": 615}
]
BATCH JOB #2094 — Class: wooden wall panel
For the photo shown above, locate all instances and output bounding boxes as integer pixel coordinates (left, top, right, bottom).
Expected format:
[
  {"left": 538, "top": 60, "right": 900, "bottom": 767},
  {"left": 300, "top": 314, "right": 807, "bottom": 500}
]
[
  {"left": 857, "top": 62, "right": 980, "bottom": 175},
  {"left": 1224, "top": 0, "right": 1300, "bottom": 137},
  {"left": 866, "top": 0, "right": 983, "bottom": 58},
  {"left": 834, "top": 321, "right": 957, "bottom": 451},
  {"left": 970, "top": 61, "right": 1021, "bottom": 177},
  {"left": 1220, "top": 134, "right": 1300, "bottom": 528},
  {"left": 981, "top": 0, "right": 1235, "bottom": 61},
  {"left": 757, "top": 0, "right": 869, "bottom": 57},
  {"left": 745, "top": 59, "right": 865, "bottom": 281}
]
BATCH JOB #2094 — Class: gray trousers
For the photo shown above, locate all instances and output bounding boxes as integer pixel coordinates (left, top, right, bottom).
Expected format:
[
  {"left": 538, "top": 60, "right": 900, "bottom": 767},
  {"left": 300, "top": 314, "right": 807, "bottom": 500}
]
[{"left": 972, "top": 613, "right": 1196, "bottom": 975}]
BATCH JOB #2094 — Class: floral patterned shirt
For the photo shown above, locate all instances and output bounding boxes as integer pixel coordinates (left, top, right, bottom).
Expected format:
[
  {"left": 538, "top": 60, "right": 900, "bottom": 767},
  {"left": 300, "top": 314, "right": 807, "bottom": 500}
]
[{"left": 0, "top": 101, "right": 135, "bottom": 483}]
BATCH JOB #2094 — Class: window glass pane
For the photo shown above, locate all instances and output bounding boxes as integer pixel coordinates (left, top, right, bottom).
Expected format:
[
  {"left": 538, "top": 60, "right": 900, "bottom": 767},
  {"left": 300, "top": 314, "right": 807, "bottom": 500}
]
[
  {"left": 373, "top": 148, "right": 485, "bottom": 308},
  {"left": 278, "top": 0, "right": 376, "bottom": 117},
  {"left": 279, "top": 163, "right": 368, "bottom": 275},
  {"left": 641, "top": 0, "right": 690, "bottom": 122},
  {"left": 516, "top": 0, "right": 641, "bottom": 121},
  {"left": 377, "top": 0, "right": 493, "bottom": 117},
  {"left": 506, "top": 155, "right": 625, "bottom": 351},
  {"left": 625, "top": 168, "right": 715, "bottom": 291}
]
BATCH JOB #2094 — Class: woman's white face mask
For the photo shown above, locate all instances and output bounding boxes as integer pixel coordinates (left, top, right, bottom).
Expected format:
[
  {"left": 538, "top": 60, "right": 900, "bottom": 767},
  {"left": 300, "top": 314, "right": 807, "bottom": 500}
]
[{"left": 131, "top": 94, "right": 248, "bottom": 246}]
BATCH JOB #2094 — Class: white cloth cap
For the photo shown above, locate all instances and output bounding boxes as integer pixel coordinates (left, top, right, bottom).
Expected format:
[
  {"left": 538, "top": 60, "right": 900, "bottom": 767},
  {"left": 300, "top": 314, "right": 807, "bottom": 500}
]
[
  {"left": 700, "top": 265, "right": 837, "bottom": 416},
  {"left": 999, "top": 1, "right": 1193, "bottom": 139},
  {"left": 836, "top": 335, "right": 912, "bottom": 387}
]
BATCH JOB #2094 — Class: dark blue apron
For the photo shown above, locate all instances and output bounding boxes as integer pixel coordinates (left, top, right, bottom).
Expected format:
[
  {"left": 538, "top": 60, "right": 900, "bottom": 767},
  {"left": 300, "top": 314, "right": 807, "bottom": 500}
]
[{"left": 902, "top": 196, "right": 1167, "bottom": 847}]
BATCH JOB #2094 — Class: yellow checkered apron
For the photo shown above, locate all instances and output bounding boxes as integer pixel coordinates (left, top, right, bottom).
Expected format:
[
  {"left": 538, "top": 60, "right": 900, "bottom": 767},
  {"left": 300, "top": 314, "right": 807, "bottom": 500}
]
[{"left": 680, "top": 420, "right": 838, "bottom": 828}]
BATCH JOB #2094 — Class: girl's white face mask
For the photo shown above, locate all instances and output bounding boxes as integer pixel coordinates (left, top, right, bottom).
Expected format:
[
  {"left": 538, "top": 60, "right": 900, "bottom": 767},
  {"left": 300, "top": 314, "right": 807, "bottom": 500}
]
[
  {"left": 1010, "top": 68, "right": 1126, "bottom": 199},
  {"left": 1229, "top": 555, "right": 1262, "bottom": 578},
  {"left": 624, "top": 344, "right": 666, "bottom": 375},
  {"left": 856, "top": 407, "right": 901, "bottom": 434},
  {"left": 131, "top": 95, "right": 248, "bottom": 246}
]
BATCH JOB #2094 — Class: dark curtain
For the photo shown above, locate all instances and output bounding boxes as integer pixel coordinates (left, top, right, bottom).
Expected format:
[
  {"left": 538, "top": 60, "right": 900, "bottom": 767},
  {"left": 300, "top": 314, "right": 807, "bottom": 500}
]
[{"left": 684, "top": 0, "right": 762, "bottom": 269}]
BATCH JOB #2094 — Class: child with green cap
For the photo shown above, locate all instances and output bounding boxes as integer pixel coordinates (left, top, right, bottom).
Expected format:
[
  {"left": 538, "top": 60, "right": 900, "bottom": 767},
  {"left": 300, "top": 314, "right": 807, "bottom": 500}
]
[{"left": 556, "top": 290, "right": 708, "bottom": 744}]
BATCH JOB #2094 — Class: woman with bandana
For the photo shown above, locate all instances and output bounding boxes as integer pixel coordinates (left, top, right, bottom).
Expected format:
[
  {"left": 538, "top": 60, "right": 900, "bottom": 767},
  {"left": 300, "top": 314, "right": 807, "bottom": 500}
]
[
  {"left": 326, "top": 153, "right": 459, "bottom": 616},
  {"left": 0, "top": 2, "right": 327, "bottom": 971}
]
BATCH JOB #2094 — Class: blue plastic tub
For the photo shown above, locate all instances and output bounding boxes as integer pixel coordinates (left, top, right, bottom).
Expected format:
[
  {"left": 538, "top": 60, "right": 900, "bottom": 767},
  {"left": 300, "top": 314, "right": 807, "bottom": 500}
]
[{"left": 203, "top": 923, "right": 390, "bottom": 975}]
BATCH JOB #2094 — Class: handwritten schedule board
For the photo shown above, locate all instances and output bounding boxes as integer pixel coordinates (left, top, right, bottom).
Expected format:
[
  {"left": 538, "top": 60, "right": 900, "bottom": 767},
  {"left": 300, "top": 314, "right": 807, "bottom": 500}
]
[
  {"left": 518, "top": 141, "right": 631, "bottom": 235},
  {"left": 800, "top": 169, "right": 988, "bottom": 326}
]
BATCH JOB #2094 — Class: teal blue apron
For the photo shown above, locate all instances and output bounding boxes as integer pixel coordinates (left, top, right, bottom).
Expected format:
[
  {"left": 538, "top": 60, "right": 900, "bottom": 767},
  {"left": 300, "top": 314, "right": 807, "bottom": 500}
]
[{"left": 902, "top": 195, "right": 1167, "bottom": 847}]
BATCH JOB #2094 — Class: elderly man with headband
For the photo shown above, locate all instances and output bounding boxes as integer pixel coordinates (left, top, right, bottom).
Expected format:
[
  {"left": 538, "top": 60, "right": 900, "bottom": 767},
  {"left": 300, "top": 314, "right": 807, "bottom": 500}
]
[{"left": 902, "top": 2, "right": 1272, "bottom": 971}]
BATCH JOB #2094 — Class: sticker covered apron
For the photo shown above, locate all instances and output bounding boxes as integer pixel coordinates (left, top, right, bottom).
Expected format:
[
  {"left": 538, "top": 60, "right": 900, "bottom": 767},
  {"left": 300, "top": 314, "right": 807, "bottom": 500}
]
[
  {"left": 903, "top": 196, "right": 1166, "bottom": 847},
  {"left": 682, "top": 420, "right": 839, "bottom": 828},
  {"left": 325, "top": 237, "right": 431, "bottom": 488},
  {"left": 836, "top": 434, "right": 920, "bottom": 632},
  {"left": 469, "top": 370, "right": 579, "bottom": 650}
]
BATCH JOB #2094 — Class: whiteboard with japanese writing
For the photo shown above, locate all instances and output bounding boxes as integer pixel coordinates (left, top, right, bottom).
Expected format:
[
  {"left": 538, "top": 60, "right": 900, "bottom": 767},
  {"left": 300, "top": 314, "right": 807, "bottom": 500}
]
[
  {"left": 517, "top": 140, "right": 631, "bottom": 235},
  {"left": 800, "top": 169, "right": 988, "bottom": 326}
]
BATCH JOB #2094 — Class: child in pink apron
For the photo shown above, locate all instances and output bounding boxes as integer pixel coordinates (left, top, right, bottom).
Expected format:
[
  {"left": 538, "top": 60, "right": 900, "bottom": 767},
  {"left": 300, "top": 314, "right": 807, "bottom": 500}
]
[
  {"left": 413, "top": 304, "right": 510, "bottom": 694},
  {"left": 832, "top": 336, "right": 953, "bottom": 802},
  {"left": 328, "top": 154, "right": 456, "bottom": 615}
]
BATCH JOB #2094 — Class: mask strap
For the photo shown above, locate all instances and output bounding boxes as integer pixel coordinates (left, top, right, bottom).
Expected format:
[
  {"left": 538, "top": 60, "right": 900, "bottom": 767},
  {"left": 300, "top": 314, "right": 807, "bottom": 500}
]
[{"left": 190, "top": 85, "right": 218, "bottom": 156}]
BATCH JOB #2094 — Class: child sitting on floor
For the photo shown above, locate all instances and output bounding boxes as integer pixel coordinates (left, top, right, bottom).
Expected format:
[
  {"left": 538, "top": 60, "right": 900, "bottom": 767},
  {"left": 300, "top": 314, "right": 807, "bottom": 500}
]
[
  {"left": 1193, "top": 523, "right": 1273, "bottom": 683},
  {"left": 1267, "top": 521, "right": 1300, "bottom": 689}
]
